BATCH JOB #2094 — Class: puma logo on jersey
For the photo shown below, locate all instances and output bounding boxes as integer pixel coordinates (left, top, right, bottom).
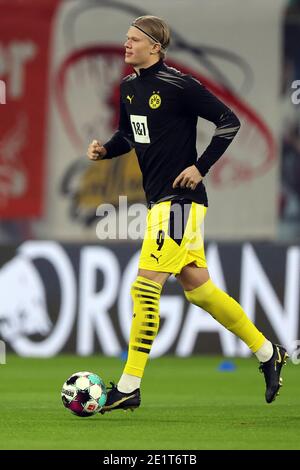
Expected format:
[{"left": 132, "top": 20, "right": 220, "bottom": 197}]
[
  {"left": 150, "top": 253, "right": 162, "bottom": 263},
  {"left": 126, "top": 95, "right": 134, "bottom": 104}
]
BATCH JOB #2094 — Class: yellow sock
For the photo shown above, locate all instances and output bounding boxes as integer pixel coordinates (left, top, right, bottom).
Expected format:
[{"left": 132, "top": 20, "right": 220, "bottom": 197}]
[
  {"left": 184, "top": 279, "right": 265, "bottom": 352},
  {"left": 124, "top": 276, "right": 162, "bottom": 378}
]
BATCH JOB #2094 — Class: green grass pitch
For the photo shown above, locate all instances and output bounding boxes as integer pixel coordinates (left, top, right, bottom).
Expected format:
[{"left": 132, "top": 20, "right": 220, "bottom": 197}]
[{"left": 0, "top": 354, "right": 299, "bottom": 450}]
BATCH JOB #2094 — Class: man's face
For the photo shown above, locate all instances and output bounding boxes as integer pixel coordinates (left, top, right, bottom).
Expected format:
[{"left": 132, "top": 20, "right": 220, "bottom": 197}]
[{"left": 124, "top": 26, "right": 158, "bottom": 68}]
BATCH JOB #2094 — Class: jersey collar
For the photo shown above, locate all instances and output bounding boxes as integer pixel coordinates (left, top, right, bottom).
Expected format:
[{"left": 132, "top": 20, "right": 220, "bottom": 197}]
[{"left": 136, "top": 59, "right": 164, "bottom": 77}]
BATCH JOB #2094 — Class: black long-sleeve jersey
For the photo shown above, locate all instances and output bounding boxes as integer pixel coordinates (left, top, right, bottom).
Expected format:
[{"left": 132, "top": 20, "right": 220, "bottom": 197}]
[{"left": 103, "top": 59, "right": 240, "bottom": 207}]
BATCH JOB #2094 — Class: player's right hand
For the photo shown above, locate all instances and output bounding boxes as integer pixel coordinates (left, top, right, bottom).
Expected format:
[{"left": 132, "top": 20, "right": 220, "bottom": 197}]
[{"left": 87, "top": 139, "right": 107, "bottom": 160}]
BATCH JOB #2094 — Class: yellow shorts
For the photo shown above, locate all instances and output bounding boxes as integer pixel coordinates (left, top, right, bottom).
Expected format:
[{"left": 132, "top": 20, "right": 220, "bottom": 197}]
[{"left": 138, "top": 199, "right": 207, "bottom": 275}]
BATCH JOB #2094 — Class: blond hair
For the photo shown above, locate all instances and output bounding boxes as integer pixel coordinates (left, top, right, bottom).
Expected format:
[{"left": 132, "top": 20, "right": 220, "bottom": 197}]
[{"left": 131, "top": 15, "right": 170, "bottom": 59}]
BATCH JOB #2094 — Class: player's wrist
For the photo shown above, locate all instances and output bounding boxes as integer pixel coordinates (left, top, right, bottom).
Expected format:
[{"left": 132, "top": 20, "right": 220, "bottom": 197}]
[
  {"left": 193, "top": 164, "right": 204, "bottom": 178},
  {"left": 194, "top": 161, "right": 207, "bottom": 178},
  {"left": 101, "top": 145, "right": 108, "bottom": 157}
]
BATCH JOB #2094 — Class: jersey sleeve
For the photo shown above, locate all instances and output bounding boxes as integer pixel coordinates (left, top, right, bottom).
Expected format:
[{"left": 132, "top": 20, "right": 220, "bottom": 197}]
[
  {"left": 102, "top": 96, "right": 134, "bottom": 159},
  {"left": 182, "top": 76, "right": 241, "bottom": 176}
]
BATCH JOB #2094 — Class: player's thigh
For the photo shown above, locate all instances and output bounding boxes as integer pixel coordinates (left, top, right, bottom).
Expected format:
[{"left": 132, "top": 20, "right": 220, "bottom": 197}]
[
  {"left": 176, "top": 263, "right": 210, "bottom": 291},
  {"left": 138, "top": 201, "right": 187, "bottom": 275},
  {"left": 138, "top": 268, "right": 170, "bottom": 286},
  {"left": 176, "top": 202, "right": 209, "bottom": 290}
]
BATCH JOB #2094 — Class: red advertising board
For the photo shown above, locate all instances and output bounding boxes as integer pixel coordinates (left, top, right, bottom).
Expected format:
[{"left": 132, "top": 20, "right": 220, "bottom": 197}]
[{"left": 0, "top": 0, "right": 60, "bottom": 218}]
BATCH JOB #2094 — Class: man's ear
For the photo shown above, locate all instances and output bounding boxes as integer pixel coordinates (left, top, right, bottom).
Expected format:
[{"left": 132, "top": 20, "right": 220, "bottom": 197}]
[{"left": 150, "top": 43, "right": 161, "bottom": 55}]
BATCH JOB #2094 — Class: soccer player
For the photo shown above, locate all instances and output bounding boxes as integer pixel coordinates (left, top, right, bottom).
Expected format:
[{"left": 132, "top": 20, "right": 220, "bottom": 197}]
[{"left": 87, "top": 16, "right": 288, "bottom": 412}]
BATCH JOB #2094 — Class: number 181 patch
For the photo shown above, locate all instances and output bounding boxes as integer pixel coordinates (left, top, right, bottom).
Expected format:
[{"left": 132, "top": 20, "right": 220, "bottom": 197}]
[{"left": 130, "top": 115, "right": 150, "bottom": 144}]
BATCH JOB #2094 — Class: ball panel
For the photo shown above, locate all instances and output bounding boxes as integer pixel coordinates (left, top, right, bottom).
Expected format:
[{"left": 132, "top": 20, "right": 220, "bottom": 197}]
[
  {"left": 61, "top": 384, "right": 77, "bottom": 403},
  {"left": 66, "top": 375, "right": 78, "bottom": 386},
  {"left": 76, "top": 390, "right": 91, "bottom": 404},
  {"left": 89, "top": 384, "right": 102, "bottom": 399},
  {"left": 61, "top": 395, "right": 70, "bottom": 408},
  {"left": 69, "top": 400, "right": 84, "bottom": 414},
  {"left": 66, "top": 372, "right": 92, "bottom": 385},
  {"left": 98, "top": 393, "right": 107, "bottom": 407},
  {"left": 88, "top": 374, "right": 101, "bottom": 385},
  {"left": 83, "top": 399, "right": 99, "bottom": 414},
  {"left": 75, "top": 376, "right": 90, "bottom": 390}
]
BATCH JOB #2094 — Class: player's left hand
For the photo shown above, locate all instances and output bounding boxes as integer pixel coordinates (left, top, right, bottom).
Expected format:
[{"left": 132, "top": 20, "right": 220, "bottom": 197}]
[{"left": 172, "top": 165, "right": 203, "bottom": 190}]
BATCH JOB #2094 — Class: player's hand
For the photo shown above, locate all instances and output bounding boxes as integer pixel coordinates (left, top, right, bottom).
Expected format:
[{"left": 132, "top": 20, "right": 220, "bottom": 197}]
[
  {"left": 87, "top": 139, "right": 107, "bottom": 160},
  {"left": 172, "top": 165, "right": 203, "bottom": 190}
]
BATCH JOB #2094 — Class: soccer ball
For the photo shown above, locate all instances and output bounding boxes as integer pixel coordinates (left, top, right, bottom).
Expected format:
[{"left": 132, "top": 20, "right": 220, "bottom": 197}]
[{"left": 61, "top": 371, "right": 107, "bottom": 417}]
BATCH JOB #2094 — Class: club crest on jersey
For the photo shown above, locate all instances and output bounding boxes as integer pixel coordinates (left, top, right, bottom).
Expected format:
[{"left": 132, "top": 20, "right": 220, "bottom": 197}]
[{"left": 149, "top": 92, "right": 161, "bottom": 109}]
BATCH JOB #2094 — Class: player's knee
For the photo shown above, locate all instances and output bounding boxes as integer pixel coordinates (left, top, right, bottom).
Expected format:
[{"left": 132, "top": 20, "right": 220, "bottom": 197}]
[
  {"left": 184, "top": 288, "right": 201, "bottom": 306},
  {"left": 184, "top": 279, "right": 216, "bottom": 308},
  {"left": 130, "top": 276, "right": 162, "bottom": 301}
]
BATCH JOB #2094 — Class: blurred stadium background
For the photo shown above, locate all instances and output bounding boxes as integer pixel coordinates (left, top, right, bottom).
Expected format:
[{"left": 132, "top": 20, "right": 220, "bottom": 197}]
[{"left": 0, "top": 0, "right": 300, "bottom": 450}]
